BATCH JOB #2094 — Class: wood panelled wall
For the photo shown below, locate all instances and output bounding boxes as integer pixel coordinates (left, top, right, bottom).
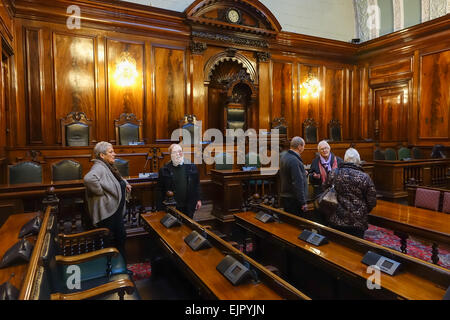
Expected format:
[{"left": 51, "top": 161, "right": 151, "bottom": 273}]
[
  {"left": 12, "top": 18, "right": 190, "bottom": 146},
  {"left": 0, "top": 0, "right": 448, "bottom": 161}
]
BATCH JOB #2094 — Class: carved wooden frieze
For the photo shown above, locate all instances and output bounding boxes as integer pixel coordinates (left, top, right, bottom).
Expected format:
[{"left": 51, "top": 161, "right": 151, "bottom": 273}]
[
  {"left": 255, "top": 51, "right": 271, "bottom": 62},
  {"left": 189, "top": 41, "right": 207, "bottom": 54},
  {"left": 192, "top": 30, "right": 268, "bottom": 48}
]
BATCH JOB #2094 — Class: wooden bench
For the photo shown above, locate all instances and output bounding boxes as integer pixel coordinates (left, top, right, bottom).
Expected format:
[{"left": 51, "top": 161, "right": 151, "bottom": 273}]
[
  {"left": 234, "top": 204, "right": 450, "bottom": 300},
  {"left": 141, "top": 207, "right": 310, "bottom": 300}
]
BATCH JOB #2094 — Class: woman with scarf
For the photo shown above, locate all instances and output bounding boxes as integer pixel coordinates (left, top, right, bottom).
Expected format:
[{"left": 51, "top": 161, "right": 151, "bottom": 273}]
[
  {"left": 309, "top": 140, "right": 343, "bottom": 198},
  {"left": 84, "top": 141, "right": 132, "bottom": 265}
]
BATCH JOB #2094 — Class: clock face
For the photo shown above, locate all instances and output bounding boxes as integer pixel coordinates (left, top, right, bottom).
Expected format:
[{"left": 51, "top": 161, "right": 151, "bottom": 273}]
[{"left": 227, "top": 9, "right": 240, "bottom": 23}]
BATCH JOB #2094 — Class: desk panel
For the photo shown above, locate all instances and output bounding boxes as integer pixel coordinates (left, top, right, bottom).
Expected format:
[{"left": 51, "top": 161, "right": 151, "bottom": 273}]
[
  {"left": 141, "top": 211, "right": 285, "bottom": 300},
  {"left": 234, "top": 210, "right": 449, "bottom": 300}
]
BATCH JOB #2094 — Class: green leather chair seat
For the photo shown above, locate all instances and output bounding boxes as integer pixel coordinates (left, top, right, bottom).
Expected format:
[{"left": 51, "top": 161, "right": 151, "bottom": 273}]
[
  {"left": 66, "top": 123, "right": 89, "bottom": 146},
  {"left": 118, "top": 123, "right": 139, "bottom": 145},
  {"left": 245, "top": 152, "right": 261, "bottom": 168},
  {"left": 398, "top": 147, "right": 411, "bottom": 160},
  {"left": 330, "top": 126, "right": 342, "bottom": 141},
  {"left": 114, "top": 158, "right": 129, "bottom": 177},
  {"left": 227, "top": 121, "right": 245, "bottom": 130},
  {"left": 52, "top": 160, "right": 82, "bottom": 181},
  {"left": 374, "top": 149, "right": 385, "bottom": 160},
  {"left": 385, "top": 148, "right": 397, "bottom": 160},
  {"left": 412, "top": 147, "right": 423, "bottom": 159},
  {"left": 215, "top": 153, "right": 233, "bottom": 170},
  {"left": 304, "top": 126, "right": 318, "bottom": 144},
  {"left": 9, "top": 161, "right": 42, "bottom": 185},
  {"left": 60, "top": 254, "right": 127, "bottom": 284}
]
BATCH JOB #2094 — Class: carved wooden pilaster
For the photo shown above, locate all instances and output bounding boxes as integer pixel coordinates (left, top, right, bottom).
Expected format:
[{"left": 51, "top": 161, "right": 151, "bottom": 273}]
[
  {"left": 190, "top": 41, "right": 207, "bottom": 54},
  {"left": 255, "top": 51, "right": 271, "bottom": 62}
]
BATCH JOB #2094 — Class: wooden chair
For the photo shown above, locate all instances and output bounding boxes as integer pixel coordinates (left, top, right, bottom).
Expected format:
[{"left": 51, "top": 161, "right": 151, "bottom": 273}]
[
  {"left": 328, "top": 119, "right": 342, "bottom": 142},
  {"left": 384, "top": 148, "right": 397, "bottom": 160},
  {"left": 51, "top": 160, "right": 82, "bottom": 182},
  {"left": 414, "top": 188, "right": 440, "bottom": 211},
  {"left": 114, "top": 113, "right": 143, "bottom": 146},
  {"left": 215, "top": 152, "right": 233, "bottom": 170},
  {"left": 61, "top": 112, "right": 93, "bottom": 147},
  {"left": 302, "top": 118, "right": 318, "bottom": 144},
  {"left": 225, "top": 103, "right": 246, "bottom": 131},
  {"left": 271, "top": 117, "right": 287, "bottom": 135},
  {"left": 442, "top": 192, "right": 450, "bottom": 214},
  {"left": 179, "top": 114, "right": 200, "bottom": 145},
  {"left": 412, "top": 147, "right": 423, "bottom": 159},
  {"left": 374, "top": 148, "right": 385, "bottom": 160},
  {"left": 114, "top": 158, "right": 129, "bottom": 177},
  {"left": 398, "top": 147, "right": 411, "bottom": 160},
  {"left": 8, "top": 161, "right": 42, "bottom": 185}
]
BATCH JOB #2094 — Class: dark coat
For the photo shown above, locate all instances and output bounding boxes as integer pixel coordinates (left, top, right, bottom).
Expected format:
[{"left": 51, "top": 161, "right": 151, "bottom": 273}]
[
  {"left": 156, "top": 161, "right": 201, "bottom": 217},
  {"left": 324, "top": 162, "right": 377, "bottom": 231},
  {"left": 309, "top": 153, "right": 343, "bottom": 188},
  {"left": 279, "top": 150, "right": 308, "bottom": 206}
]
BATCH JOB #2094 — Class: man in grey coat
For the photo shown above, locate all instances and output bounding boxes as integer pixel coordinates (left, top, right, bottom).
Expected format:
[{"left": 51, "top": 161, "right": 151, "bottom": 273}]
[{"left": 279, "top": 136, "right": 309, "bottom": 218}]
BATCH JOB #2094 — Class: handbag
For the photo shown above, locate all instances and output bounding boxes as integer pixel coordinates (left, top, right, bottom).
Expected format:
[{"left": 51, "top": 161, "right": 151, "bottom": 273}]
[{"left": 314, "top": 185, "right": 338, "bottom": 216}]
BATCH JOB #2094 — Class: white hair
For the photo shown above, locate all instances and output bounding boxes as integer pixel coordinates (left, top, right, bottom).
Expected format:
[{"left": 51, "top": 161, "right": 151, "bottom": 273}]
[
  {"left": 344, "top": 148, "right": 361, "bottom": 164},
  {"left": 317, "top": 140, "right": 330, "bottom": 151},
  {"left": 290, "top": 136, "right": 305, "bottom": 149},
  {"left": 94, "top": 141, "right": 113, "bottom": 159}
]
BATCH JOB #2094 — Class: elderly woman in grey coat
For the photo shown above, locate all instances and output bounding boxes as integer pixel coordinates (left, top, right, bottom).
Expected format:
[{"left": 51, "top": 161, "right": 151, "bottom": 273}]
[
  {"left": 324, "top": 148, "right": 377, "bottom": 238},
  {"left": 84, "top": 141, "right": 131, "bottom": 264}
]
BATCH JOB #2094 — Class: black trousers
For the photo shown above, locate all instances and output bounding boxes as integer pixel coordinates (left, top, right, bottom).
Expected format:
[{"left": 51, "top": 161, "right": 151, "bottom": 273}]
[
  {"left": 281, "top": 197, "right": 324, "bottom": 224},
  {"left": 97, "top": 209, "right": 127, "bottom": 264}
]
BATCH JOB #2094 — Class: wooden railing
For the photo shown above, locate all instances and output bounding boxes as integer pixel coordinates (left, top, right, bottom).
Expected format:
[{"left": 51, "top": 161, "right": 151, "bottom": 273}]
[{"left": 373, "top": 158, "right": 450, "bottom": 199}]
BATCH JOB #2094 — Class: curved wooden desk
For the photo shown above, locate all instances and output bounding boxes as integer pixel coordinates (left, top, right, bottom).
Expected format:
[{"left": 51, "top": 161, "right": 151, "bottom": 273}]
[
  {"left": 141, "top": 209, "right": 309, "bottom": 300},
  {"left": 234, "top": 205, "right": 449, "bottom": 300}
]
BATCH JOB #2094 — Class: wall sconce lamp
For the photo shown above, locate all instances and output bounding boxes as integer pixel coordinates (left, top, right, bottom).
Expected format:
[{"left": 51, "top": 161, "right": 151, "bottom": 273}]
[
  {"left": 114, "top": 51, "right": 138, "bottom": 113},
  {"left": 300, "top": 72, "right": 322, "bottom": 99},
  {"left": 114, "top": 51, "right": 138, "bottom": 88}
]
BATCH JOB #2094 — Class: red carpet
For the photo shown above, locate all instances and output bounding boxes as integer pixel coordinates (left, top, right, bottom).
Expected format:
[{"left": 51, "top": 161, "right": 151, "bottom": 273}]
[
  {"left": 364, "top": 225, "right": 450, "bottom": 269},
  {"left": 127, "top": 262, "right": 152, "bottom": 281}
]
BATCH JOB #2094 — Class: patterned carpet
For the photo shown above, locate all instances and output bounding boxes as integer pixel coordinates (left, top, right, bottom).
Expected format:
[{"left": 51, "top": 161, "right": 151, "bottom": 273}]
[
  {"left": 127, "top": 262, "right": 152, "bottom": 281},
  {"left": 364, "top": 224, "right": 450, "bottom": 269}
]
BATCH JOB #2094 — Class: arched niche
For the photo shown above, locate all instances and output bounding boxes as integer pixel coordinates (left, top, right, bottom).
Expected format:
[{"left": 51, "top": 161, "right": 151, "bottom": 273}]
[{"left": 205, "top": 54, "right": 258, "bottom": 133}]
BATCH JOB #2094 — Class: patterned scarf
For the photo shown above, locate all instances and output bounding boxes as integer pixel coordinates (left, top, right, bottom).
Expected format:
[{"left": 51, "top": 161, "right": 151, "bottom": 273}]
[
  {"left": 98, "top": 158, "right": 123, "bottom": 182},
  {"left": 319, "top": 155, "right": 338, "bottom": 184}
]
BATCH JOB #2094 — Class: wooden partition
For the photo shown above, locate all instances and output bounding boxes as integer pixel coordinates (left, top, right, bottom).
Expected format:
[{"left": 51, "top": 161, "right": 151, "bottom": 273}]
[{"left": 373, "top": 158, "right": 450, "bottom": 199}]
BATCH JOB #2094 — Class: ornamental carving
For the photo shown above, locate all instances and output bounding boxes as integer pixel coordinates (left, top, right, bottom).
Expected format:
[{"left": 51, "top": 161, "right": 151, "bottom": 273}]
[
  {"left": 192, "top": 31, "right": 268, "bottom": 48},
  {"left": 189, "top": 41, "right": 207, "bottom": 54},
  {"left": 255, "top": 51, "right": 271, "bottom": 62}
]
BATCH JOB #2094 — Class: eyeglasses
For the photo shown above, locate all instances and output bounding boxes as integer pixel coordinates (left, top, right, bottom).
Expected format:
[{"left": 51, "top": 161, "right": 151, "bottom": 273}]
[{"left": 171, "top": 151, "right": 183, "bottom": 155}]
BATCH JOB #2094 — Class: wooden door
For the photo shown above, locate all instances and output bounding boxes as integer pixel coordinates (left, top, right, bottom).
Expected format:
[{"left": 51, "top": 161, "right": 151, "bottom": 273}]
[{"left": 374, "top": 85, "right": 409, "bottom": 142}]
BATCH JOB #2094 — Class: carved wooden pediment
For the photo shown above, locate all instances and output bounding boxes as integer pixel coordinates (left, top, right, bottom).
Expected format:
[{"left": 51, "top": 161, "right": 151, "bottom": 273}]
[{"left": 185, "top": 0, "right": 281, "bottom": 38}]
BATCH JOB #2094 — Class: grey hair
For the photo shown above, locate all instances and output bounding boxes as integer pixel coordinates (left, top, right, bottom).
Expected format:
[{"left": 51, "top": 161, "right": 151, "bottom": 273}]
[
  {"left": 290, "top": 136, "right": 305, "bottom": 149},
  {"left": 168, "top": 144, "right": 183, "bottom": 153},
  {"left": 94, "top": 141, "right": 113, "bottom": 159},
  {"left": 344, "top": 148, "right": 361, "bottom": 164},
  {"left": 317, "top": 140, "right": 330, "bottom": 151}
]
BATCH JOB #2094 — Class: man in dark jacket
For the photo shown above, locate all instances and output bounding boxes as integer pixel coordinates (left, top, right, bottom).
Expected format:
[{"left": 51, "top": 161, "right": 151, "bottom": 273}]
[
  {"left": 280, "top": 136, "right": 308, "bottom": 217},
  {"left": 156, "top": 144, "right": 201, "bottom": 218}
]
